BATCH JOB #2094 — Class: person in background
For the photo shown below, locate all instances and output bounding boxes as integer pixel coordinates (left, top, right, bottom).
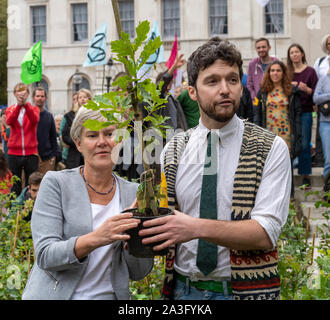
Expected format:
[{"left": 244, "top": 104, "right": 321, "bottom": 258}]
[
  {"left": 0, "top": 111, "right": 3, "bottom": 151},
  {"left": 55, "top": 114, "right": 63, "bottom": 135},
  {"left": 5, "top": 83, "right": 39, "bottom": 195},
  {"left": 155, "top": 54, "right": 188, "bottom": 131},
  {"left": 1, "top": 108, "right": 10, "bottom": 161},
  {"left": 254, "top": 60, "right": 302, "bottom": 197},
  {"left": 314, "top": 34, "right": 330, "bottom": 78},
  {"left": 313, "top": 71, "right": 330, "bottom": 193},
  {"left": 287, "top": 44, "right": 318, "bottom": 188},
  {"left": 9, "top": 171, "right": 44, "bottom": 221},
  {"left": 62, "top": 89, "right": 92, "bottom": 169},
  {"left": 177, "top": 88, "right": 200, "bottom": 129},
  {"left": 54, "top": 114, "right": 66, "bottom": 171},
  {"left": 59, "top": 93, "right": 78, "bottom": 167},
  {"left": 181, "top": 80, "right": 188, "bottom": 92},
  {"left": 22, "top": 106, "right": 153, "bottom": 300},
  {"left": 237, "top": 86, "right": 254, "bottom": 123},
  {"left": 54, "top": 114, "right": 63, "bottom": 151},
  {"left": 174, "top": 86, "right": 182, "bottom": 98},
  {"left": 0, "top": 149, "right": 12, "bottom": 195},
  {"left": 33, "top": 87, "right": 58, "bottom": 174},
  {"left": 241, "top": 73, "right": 247, "bottom": 87},
  {"left": 313, "top": 34, "right": 330, "bottom": 168},
  {"left": 247, "top": 38, "right": 278, "bottom": 101}
]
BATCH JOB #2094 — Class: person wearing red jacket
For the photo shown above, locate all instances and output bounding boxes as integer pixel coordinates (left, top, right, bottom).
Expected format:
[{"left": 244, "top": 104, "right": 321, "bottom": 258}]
[{"left": 5, "top": 83, "right": 40, "bottom": 195}]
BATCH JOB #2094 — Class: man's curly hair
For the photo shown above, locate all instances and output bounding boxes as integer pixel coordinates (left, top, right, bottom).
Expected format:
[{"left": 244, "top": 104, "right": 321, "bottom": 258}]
[{"left": 187, "top": 37, "right": 243, "bottom": 88}]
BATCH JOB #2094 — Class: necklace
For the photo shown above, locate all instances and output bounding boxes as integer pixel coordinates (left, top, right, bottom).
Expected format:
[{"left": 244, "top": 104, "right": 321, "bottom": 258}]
[{"left": 81, "top": 166, "right": 115, "bottom": 196}]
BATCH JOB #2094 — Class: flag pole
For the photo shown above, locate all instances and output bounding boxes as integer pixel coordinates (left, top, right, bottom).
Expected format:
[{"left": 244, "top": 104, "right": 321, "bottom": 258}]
[
  {"left": 110, "top": 0, "right": 142, "bottom": 122},
  {"left": 111, "top": 0, "right": 123, "bottom": 39}
]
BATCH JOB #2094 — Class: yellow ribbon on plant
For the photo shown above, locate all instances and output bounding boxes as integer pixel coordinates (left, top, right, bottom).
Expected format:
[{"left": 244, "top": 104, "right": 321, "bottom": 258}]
[{"left": 159, "top": 172, "right": 168, "bottom": 208}]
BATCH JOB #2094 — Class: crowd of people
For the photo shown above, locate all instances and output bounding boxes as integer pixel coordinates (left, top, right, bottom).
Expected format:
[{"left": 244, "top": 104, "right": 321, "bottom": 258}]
[
  {"left": 166, "top": 34, "right": 330, "bottom": 194},
  {"left": 0, "top": 86, "right": 94, "bottom": 204},
  {"left": 0, "top": 33, "right": 329, "bottom": 300}
]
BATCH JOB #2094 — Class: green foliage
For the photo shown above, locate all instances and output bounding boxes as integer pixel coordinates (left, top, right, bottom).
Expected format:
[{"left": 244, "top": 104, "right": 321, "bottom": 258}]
[
  {"left": 130, "top": 256, "right": 165, "bottom": 300},
  {"left": 85, "top": 20, "right": 170, "bottom": 216},
  {"left": 0, "top": 176, "right": 329, "bottom": 300},
  {"left": 278, "top": 206, "right": 314, "bottom": 299},
  {"left": 0, "top": 0, "right": 8, "bottom": 105},
  {"left": 278, "top": 193, "right": 330, "bottom": 300},
  {"left": 298, "top": 250, "right": 330, "bottom": 300},
  {"left": 0, "top": 179, "right": 35, "bottom": 300},
  {"left": 129, "top": 193, "right": 330, "bottom": 300},
  {"left": 83, "top": 20, "right": 168, "bottom": 156}
]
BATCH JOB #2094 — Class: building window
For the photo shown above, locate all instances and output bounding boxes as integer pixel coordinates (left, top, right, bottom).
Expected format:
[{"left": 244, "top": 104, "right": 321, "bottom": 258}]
[
  {"left": 265, "top": 0, "right": 284, "bottom": 34},
  {"left": 72, "top": 3, "right": 88, "bottom": 42},
  {"left": 31, "top": 6, "right": 47, "bottom": 43},
  {"left": 162, "top": 0, "right": 180, "bottom": 39},
  {"left": 118, "top": 0, "right": 135, "bottom": 38},
  {"left": 209, "top": 0, "right": 228, "bottom": 35}
]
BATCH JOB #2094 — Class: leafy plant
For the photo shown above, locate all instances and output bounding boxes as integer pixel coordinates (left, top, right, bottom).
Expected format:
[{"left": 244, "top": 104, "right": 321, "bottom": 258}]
[
  {"left": 84, "top": 20, "right": 170, "bottom": 216},
  {"left": 278, "top": 192, "right": 330, "bottom": 300},
  {"left": 129, "top": 256, "right": 165, "bottom": 300},
  {"left": 0, "top": 0, "right": 8, "bottom": 105},
  {"left": 278, "top": 205, "right": 313, "bottom": 299},
  {"left": 0, "top": 178, "right": 34, "bottom": 300},
  {"left": 1, "top": 176, "right": 329, "bottom": 300}
]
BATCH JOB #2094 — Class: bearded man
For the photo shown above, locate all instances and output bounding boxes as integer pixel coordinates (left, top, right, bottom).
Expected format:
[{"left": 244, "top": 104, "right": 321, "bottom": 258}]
[{"left": 138, "top": 37, "right": 291, "bottom": 300}]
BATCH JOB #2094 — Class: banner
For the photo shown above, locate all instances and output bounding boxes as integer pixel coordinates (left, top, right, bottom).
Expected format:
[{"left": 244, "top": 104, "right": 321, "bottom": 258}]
[
  {"left": 137, "top": 20, "right": 165, "bottom": 81},
  {"left": 256, "top": 0, "right": 271, "bottom": 7},
  {"left": 20, "top": 41, "right": 42, "bottom": 84},
  {"left": 83, "top": 22, "right": 107, "bottom": 67},
  {"left": 165, "top": 34, "right": 178, "bottom": 78}
]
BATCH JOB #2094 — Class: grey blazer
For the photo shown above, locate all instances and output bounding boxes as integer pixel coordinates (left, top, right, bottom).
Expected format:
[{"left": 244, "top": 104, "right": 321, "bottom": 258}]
[{"left": 22, "top": 167, "right": 153, "bottom": 300}]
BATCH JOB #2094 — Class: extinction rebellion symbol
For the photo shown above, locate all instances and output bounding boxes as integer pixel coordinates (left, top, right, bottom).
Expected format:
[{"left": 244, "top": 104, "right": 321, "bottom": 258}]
[
  {"left": 145, "top": 31, "right": 160, "bottom": 65},
  {"left": 87, "top": 32, "right": 106, "bottom": 63},
  {"left": 27, "top": 53, "right": 40, "bottom": 75}
]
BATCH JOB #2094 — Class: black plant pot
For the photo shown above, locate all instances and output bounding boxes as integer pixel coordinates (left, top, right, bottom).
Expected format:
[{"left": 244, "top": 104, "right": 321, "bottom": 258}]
[{"left": 122, "top": 207, "right": 173, "bottom": 258}]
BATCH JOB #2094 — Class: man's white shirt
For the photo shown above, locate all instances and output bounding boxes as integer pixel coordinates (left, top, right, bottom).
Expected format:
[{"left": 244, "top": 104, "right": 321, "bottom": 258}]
[{"left": 160, "top": 115, "right": 291, "bottom": 281}]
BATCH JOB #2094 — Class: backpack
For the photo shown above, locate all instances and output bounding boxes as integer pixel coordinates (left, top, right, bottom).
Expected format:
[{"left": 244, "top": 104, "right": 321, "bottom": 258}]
[{"left": 318, "top": 56, "right": 326, "bottom": 66}]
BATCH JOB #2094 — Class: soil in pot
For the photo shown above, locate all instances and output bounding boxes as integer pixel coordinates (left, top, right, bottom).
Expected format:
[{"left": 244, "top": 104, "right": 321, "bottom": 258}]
[{"left": 122, "top": 207, "right": 173, "bottom": 258}]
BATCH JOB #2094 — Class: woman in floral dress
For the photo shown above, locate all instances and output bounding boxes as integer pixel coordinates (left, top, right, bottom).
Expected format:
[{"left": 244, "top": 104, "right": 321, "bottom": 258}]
[{"left": 254, "top": 60, "right": 302, "bottom": 196}]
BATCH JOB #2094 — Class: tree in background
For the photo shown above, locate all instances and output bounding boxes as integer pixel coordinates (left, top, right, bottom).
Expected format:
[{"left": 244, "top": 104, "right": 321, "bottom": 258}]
[{"left": 0, "top": 0, "right": 8, "bottom": 105}]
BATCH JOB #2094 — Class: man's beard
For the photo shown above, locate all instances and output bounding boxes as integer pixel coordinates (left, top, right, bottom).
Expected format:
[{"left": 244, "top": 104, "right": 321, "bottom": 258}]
[
  {"left": 35, "top": 102, "right": 45, "bottom": 109},
  {"left": 197, "top": 94, "right": 238, "bottom": 123}
]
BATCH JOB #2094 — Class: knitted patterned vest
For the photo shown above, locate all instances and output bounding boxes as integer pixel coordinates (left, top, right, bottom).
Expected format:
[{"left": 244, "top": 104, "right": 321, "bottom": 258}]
[{"left": 162, "top": 121, "right": 280, "bottom": 300}]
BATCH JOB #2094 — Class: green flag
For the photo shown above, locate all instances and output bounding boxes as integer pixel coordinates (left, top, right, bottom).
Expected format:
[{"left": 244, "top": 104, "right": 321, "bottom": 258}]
[{"left": 20, "top": 41, "right": 42, "bottom": 84}]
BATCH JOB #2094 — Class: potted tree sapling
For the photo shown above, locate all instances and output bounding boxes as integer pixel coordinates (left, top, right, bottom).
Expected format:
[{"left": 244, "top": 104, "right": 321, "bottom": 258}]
[{"left": 84, "top": 19, "right": 174, "bottom": 257}]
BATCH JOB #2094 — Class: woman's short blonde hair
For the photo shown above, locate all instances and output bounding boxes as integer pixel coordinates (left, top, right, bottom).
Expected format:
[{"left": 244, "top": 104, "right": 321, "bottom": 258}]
[
  {"left": 321, "top": 34, "right": 330, "bottom": 54},
  {"left": 70, "top": 107, "right": 106, "bottom": 142}
]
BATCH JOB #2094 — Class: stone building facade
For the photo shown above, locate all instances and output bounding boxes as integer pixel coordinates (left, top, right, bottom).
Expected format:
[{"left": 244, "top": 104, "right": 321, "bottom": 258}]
[{"left": 7, "top": 0, "right": 330, "bottom": 114}]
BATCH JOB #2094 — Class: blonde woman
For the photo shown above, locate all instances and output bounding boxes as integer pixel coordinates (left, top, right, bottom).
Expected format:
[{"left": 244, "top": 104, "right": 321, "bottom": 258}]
[
  {"left": 22, "top": 107, "right": 153, "bottom": 300},
  {"left": 62, "top": 89, "right": 93, "bottom": 168}
]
